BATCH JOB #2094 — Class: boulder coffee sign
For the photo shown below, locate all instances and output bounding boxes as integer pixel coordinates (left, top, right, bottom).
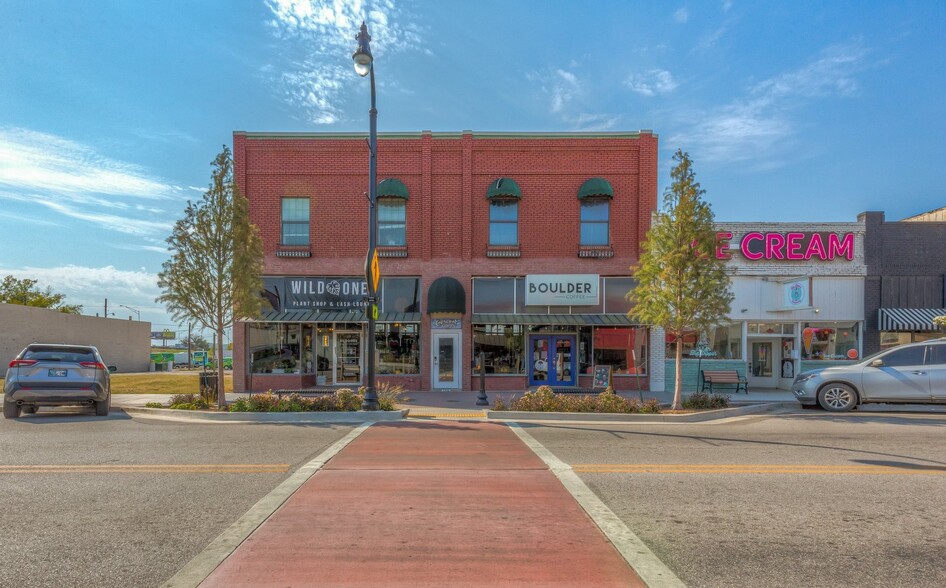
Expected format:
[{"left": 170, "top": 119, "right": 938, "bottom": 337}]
[
  {"left": 525, "top": 274, "right": 599, "bottom": 306},
  {"left": 261, "top": 277, "right": 368, "bottom": 312}
]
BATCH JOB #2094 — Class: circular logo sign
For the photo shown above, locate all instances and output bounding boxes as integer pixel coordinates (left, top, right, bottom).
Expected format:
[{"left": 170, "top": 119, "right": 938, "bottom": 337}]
[{"left": 847, "top": 349, "right": 859, "bottom": 359}]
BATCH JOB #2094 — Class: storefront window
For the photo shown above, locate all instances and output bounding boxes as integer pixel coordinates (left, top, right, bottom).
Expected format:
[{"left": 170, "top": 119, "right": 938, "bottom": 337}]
[
  {"left": 801, "top": 322, "right": 860, "bottom": 361},
  {"left": 594, "top": 327, "right": 647, "bottom": 375},
  {"left": 668, "top": 324, "right": 742, "bottom": 359},
  {"left": 472, "top": 324, "right": 524, "bottom": 374},
  {"left": 375, "top": 323, "right": 419, "bottom": 374},
  {"left": 381, "top": 277, "right": 420, "bottom": 312},
  {"left": 603, "top": 277, "right": 635, "bottom": 314},
  {"left": 472, "top": 277, "right": 515, "bottom": 313},
  {"left": 880, "top": 331, "right": 941, "bottom": 350},
  {"left": 248, "top": 323, "right": 301, "bottom": 373}
]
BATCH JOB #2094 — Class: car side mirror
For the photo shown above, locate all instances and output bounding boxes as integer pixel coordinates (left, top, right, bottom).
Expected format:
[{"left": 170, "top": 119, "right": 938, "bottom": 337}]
[
  {"left": 869, "top": 359, "right": 883, "bottom": 368},
  {"left": 108, "top": 365, "right": 118, "bottom": 373}
]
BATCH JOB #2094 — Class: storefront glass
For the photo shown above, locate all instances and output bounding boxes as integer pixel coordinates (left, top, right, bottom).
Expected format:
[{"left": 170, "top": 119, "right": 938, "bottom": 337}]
[
  {"left": 375, "top": 323, "right": 420, "bottom": 374},
  {"left": 472, "top": 324, "right": 525, "bottom": 374},
  {"left": 801, "top": 322, "right": 860, "bottom": 360},
  {"left": 472, "top": 278, "right": 516, "bottom": 313},
  {"left": 880, "top": 331, "right": 942, "bottom": 350},
  {"left": 593, "top": 327, "right": 648, "bottom": 375},
  {"left": 248, "top": 323, "right": 302, "bottom": 373},
  {"left": 381, "top": 277, "right": 420, "bottom": 312},
  {"left": 668, "top": 324, "right": 742, "bottom": 359}
]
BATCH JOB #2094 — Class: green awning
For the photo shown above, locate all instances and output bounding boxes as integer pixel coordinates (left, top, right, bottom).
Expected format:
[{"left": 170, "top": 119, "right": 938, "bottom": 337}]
[
  {"left": 472, "top": 313, "right": 636, "bottom": 325},
  {"left": 486, "top": 178, "right": 522, "bottom": 200},
  {"left": 378, "top": 178, "right": 409, "bottom": 199},
  {"left": 254, "top": 310, "right": 420, "bottom": 323},
  {"left": 577, "top": 178, "right": 614, "bottom": 199},
  {"left": 428, "top": 276, "right": 466, "bottom": 314}
]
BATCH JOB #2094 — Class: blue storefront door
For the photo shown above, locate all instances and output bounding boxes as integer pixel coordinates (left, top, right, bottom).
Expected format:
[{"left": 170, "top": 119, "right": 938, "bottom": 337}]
[{"left": 529, "top": 335, "right": 576, "bottom": 387}]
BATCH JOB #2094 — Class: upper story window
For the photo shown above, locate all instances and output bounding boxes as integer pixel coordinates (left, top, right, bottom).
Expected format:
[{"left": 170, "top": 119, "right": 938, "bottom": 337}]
[
  {"left": 281, "top": 197, "right": 309, "bottom": 246},
  {"left": 486, "top": 178, "right": 522, "bottom": 247},
  {"left": 578, "top": 178, "right": 614, "bottom": 246},
  {"left": 377, "top": 178, "right": 409, "bottom": 247}
]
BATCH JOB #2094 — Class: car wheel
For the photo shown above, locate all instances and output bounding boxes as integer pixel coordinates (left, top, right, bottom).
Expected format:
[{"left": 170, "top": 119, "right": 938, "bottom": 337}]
[
  {"left": 818, "top": 383, "right": 857, "bottom": 412},
  {"left": 3, "top": 400, "right": 21, "bottom": 419},
  {"left": 95, "top": 394, "right": 110, "bottom": 417},
  {"left": 22, "top": 405, "right": 37, "bottom": 414}
]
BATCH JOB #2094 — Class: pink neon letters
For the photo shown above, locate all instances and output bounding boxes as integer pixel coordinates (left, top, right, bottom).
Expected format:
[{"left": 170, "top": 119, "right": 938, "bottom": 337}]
[{"left": 716, "top": 232, "right": 855, "bottom": 261}]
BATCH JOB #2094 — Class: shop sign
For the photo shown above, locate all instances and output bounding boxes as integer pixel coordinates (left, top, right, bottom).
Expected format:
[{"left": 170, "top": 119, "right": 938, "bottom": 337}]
[
  {"left": 783, "top": 279, "right": 811, "bottom": 308},
  {"left": 261, "top": 277, "right": 369, "bottom": 311},
  {"left": 716, "top": 232, "right": 855, "bottom": 261},
  {"left": 431, "top": 318, "right": 462, "bottom": 330},
  {"left": 525, "top": 274, "right": 599, "bottom": 306}
]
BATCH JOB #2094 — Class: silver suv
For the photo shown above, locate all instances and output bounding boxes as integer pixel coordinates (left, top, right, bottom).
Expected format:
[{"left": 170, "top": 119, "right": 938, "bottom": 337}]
[
  {"left": 3, "top": 343, "right": 115, "bottom": 419},
  {"left": 792, "top": 338, "right": 946, "bottom": 411}
]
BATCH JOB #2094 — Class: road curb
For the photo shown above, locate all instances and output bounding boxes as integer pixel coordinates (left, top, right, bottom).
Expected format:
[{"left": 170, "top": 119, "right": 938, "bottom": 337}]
[
  {"left": 122, "top": 406, "right": 408, "bottom": 423},
  {"left": 487, "top": 402, "right": 795, "bottom": 423}
]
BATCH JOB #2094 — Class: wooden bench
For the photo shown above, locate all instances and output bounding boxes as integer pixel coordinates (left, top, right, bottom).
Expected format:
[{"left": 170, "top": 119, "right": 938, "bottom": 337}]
[{"left": 700, "top": 370, "right": 747, "bottom": 394}]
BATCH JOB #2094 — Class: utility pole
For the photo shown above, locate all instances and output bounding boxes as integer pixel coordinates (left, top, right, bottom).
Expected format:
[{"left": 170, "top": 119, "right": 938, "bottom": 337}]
[
  {"left": 104, "top": 298, "right": 108, "bottom": 318},
  {"left": 187, "top": 323, "right": 192, "bottom": 368}
]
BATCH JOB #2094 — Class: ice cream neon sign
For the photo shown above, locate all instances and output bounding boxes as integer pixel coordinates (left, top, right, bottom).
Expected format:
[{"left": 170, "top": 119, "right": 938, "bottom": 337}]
[{"left": 715, "top": 232, "right": 855, "bottom": 261}]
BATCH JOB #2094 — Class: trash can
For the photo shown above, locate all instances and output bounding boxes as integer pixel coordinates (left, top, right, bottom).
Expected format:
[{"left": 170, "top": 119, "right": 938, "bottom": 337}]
[{"left": 199, "top": 372, "right": 219, "bottom": 404}]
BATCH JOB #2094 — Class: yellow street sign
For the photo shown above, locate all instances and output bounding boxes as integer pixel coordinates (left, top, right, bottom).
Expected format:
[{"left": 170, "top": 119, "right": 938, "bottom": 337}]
[
  {"left": 370, "top": 250, "right": 380, "bottom": 293},
  {"left": 371, "top": 304, "right": 379, "bottom": 320}
]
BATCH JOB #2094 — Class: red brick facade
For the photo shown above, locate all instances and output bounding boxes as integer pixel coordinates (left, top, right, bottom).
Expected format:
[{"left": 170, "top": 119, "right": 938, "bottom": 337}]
[{"left": 233, "top": 130, "right": 658, "bottom": 393}]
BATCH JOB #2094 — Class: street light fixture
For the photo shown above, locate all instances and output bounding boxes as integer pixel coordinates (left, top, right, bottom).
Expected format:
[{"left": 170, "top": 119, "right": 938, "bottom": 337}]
[
  {"left": 353, "top": 21, "right": 379, "bottom": 411},
  {"left": 118, "top": 304, "right": 141, "bottom": 321}
]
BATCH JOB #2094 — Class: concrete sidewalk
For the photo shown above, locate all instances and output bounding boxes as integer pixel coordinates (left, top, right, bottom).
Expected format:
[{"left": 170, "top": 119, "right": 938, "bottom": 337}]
[{"left": 181, "top": 421, "right": 655, "bottom": 587}]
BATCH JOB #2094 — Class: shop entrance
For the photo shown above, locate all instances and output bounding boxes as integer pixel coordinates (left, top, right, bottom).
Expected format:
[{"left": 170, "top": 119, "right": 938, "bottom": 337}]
[
  {"left": 334, "top": 331, "right": 362, "bottom": 385},
  {"left": 431, "top": 332, "right": 461, "bottom": 389},
  {"left": 529, "top": 335, "right": 576, "bottom": 387},
  {"left": 748, "top": 339, "right": 778, "bottom": 389}
]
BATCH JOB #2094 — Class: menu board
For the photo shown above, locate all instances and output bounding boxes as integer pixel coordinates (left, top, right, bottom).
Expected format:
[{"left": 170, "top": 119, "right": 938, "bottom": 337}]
[{"left": 592, "top": 365, "right": 612, "bottom": 389}]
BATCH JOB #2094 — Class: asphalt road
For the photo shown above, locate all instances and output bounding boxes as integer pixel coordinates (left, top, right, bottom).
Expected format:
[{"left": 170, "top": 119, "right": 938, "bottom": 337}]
[
  {"left": 0, "top": 409, "right": 355, "bottom": 588},
  {"left": 524, "top": 408, "right": 946, "bottom": 588}
]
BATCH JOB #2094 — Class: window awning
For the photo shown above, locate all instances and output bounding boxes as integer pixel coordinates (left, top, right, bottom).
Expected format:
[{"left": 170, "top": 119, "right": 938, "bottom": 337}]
[
  {"left": 377, "top": 178, "right": 409, "bottom": 199},
  {"left": 577, "top": 178, "right": 613, "bottom": 199},
  {"left": 472, "top": 313, "right": 636, "bottom": 326},
  {"left": 878, "top": 308, "right": 946, "bottom": 331},
  {"left": 486, "top": 178, "right": 522, "bottom": 200},
  {"left": 254, "top": 310, "right": 420, "bottom": 323},
  {"left": 428, "top": 277, "right": 466, "bottom": 314}
]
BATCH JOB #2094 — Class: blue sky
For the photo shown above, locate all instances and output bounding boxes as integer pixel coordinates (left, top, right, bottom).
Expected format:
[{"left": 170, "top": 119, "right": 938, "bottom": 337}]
[{"left": 1, "top": 0, "right": 944, "bottom": 335}]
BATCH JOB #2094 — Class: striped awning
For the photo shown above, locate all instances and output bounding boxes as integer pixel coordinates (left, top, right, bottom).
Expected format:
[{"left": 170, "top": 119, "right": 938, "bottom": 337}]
[
  {"left": 254, "top": 310, "right": 420, "bottom": 323},
  {"left": 878, "top": 308, "right": 946, "bottom": 331},
  {"left": 472, "top": 313, "right": 636, "bottom": 326}
]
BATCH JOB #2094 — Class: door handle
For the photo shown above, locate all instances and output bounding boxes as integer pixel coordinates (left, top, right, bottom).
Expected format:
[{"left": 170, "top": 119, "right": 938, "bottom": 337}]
[{"left": 912, "top": 371, "right": 926, "bottom": 376}]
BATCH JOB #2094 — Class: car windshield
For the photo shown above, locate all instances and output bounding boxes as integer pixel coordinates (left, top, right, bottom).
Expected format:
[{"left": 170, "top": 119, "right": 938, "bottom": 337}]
[{"left": 23, "top": 347, "right": 96, "bottom": 363}]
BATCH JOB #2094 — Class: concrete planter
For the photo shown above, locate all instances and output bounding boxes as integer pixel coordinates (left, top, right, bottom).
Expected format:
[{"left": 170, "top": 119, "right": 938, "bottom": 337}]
[{"left": 123, "top": 407, "right": 408, "bottom": 423}]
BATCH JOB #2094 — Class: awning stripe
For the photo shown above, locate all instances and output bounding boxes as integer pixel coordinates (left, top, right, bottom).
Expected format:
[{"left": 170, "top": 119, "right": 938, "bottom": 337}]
[
  {"left": 472, "top": 313, "right": 637, "bottom": 326},
  {"left": 253, "top": 311, "right": 420, "bottom": 323},
  {"left": 878, "top": 308, "right": 946, "bottom": 331}
]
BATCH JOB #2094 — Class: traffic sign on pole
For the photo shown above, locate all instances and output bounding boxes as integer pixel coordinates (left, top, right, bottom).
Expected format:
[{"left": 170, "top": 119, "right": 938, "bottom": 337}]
[{"left": 370, "top": 249, "right": 380, "bottom": 293}]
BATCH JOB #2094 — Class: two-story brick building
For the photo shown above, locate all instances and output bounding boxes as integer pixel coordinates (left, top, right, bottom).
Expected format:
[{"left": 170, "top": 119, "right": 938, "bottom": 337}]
[{"left": 232, "top": 130, "right": 659, "bottom": 393}]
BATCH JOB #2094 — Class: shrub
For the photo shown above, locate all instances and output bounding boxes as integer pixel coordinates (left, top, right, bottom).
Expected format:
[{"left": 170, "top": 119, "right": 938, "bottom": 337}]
[
  {"left": 505, "top": 387, "right": 658, "bottom": 414},
  {"left": 682, "top": 392, "right": 730, "bottom": 410},
  {"left": 492, "top": 395, "right": 510, "bottom": 411},
  {"left": 168, "top": 393, "right": 209, "bottom": 409},
  {"left": 144, "top": 402, "right": 164, "bottom": 409},
  {"left": 375, "top": 382, "right": 406, "bottom": 411}
]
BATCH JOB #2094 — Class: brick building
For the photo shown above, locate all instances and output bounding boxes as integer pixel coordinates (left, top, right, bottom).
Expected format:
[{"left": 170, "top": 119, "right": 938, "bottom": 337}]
[
  {"left": 232, "top": 130, "right": 659, "bottom": 393},
  {"left": 861, "top": 209, "right": 946, "bottom": 354}
]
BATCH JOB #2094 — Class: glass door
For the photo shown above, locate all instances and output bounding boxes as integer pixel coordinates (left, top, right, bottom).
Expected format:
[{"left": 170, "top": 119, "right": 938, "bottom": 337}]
[
  {"left": 334, "top": 332, "right": 362, "bottom": 385},
  {"left": 748, "top": 339, "right": 777, "bottom": 389},
  {"left": 529, "top": 335, "right": 576, "bottom": 386},
  {"left": 432, "top": 333, "right": 461, "bottom": 389}
]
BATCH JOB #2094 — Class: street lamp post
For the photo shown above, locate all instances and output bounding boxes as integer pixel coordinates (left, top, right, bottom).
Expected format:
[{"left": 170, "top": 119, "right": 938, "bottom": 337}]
[
  {"left": 353, "top": 21, "right": 379, "bottom": 411},
  {"left": 118, "top": 304, "right": 141, "bottom": 321}
]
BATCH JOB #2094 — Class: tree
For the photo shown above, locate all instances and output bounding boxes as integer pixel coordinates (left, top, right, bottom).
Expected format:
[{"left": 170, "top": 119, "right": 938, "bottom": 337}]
[
  {"left": 157, "top": 146, "right": 264, "bottom": 409},
  {"left": 628, "top": 149, "right": 733, "bottom": 410},
  {"left": 181, "top": 334, "right": 211, "bottom": 351},
  {"left": 0, "top": 275, "right": 82, "bottom": 314}
]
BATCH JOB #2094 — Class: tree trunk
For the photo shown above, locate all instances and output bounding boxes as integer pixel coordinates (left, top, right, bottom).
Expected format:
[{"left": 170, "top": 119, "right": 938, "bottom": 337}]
[
  {"left": 673, "top": 338, "right": 683, "bottom": 410},
  {"left": 216, "top": 321, "right": 226, "bottom": 410}
]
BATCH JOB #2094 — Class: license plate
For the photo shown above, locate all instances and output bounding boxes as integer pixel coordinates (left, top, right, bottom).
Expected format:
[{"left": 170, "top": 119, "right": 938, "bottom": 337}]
[{"left": 48, "top": 369, "right": 67, "bottom": 377}]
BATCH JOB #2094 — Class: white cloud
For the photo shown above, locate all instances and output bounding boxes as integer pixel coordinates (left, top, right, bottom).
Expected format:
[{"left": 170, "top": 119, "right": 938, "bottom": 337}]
[
  {"left": 0, "top": 264, "right": 161, "bottom": 318},
  {"left": 674, "top": 7, "right": 689, "bottom": 23},
  {"left": 670, "top": 43, "right": 869, "bottom": 165},
  {"left": 529, "top": 67, "right": 620, "bottom": 131},
  {"left": 722, "top": 0, "right": 733, "bottom": 13},
  {"left": 265, "top": 0, "right": 425, "bottom": 126},
  {"left": 626, "top": 69, "right": 679, "bottom": 97}
]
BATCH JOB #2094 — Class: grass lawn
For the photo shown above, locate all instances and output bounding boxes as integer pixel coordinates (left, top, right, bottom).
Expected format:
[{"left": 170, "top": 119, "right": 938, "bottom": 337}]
[
  {"left": 111, "top": 372, "right": 233, "bottom": 394},
  {"left": 0, "top": 373, "right": 233, "bottom": 395}
]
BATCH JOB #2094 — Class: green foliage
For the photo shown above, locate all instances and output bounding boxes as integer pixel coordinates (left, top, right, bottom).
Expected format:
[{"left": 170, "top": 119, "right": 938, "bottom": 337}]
[
  {"left": 168, "top": 393, "right": 209, "bottom": 410},
  {"left": 144, "top": 402, "right": 165, "bottom": 409},
  {"left": 181, "top": 334, "right": 211, "bottom": 351},
  {"left": 360, "top": 382, "right": 407, "bottom": 411},
  {"left": 157, "top": 146, "right": 264, "bottom": 410},
  {"left": 933, "top": 315, "right": 946, "bottom": 327},
  {"left": 0, "top": 275, "right": 82, "bottom": 314},
  {"left": 628, "top": 149, "right": 733, "bottom": 409},
  {"left": 496, "top": 386, "right": 663, "bottom": 414},
  {"left": 228, "top": 389, "right": 366, "bottom": 413},
  {"left": 682, "top": 392, "right": 730, "bottom": 410}
]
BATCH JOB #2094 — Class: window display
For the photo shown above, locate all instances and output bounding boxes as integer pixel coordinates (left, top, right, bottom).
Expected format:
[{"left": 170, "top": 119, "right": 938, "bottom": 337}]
[
  {"left": 801, "top": 322, "right": 860, "bottom": 360},
  {"left": 472, "top": 324, "right": 524, "bottom": 374}
]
